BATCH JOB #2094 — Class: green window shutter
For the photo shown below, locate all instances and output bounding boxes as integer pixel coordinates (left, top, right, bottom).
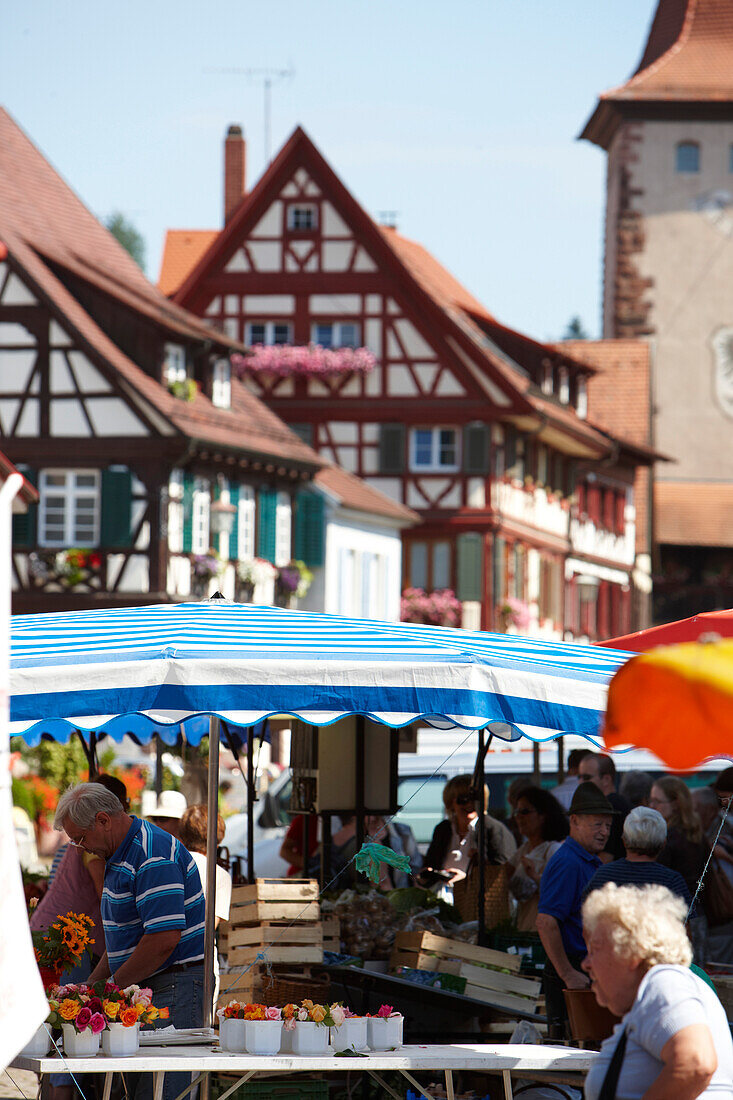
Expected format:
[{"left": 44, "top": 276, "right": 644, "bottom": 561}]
[
  {"left": 493, "top": 536, "right": 507, "bottom": 606},
  {"left": 294, "top": 490, "right": 325, "bottom": 568},
  {"left": 379, "top": 424, "right": 405, "bottom": 474},
  {"left": 12, "top": 466, "right": 37, "bottom": 548},
  {"left": 100, "top": 468, "right": 133, "bottom": 548},
  {"left": 229, "top": 484, "right": 239, "bottom": 559},
  {"left": 456, "top": 532, "right": 483, "bottom": 601},
  {"left": 463, "top": 424, "right": 489, "bottom": 474},
  {"left": 182, "top": 472, "right": 195, "bottom": 553},
  {"left": 256, "top": 489, "right": 278, "bottom": 562}
]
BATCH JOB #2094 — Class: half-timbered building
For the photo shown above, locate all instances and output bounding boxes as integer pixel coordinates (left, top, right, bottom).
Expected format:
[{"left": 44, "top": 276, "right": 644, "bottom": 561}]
[{"left": 162, "top": 125, "right": 653, "bottom": 639}]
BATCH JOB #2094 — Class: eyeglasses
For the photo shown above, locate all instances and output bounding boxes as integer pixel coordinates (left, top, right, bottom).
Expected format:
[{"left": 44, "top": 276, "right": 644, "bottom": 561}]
[{"left": 68, "top": 831, "right": 87, "bottom": 848}]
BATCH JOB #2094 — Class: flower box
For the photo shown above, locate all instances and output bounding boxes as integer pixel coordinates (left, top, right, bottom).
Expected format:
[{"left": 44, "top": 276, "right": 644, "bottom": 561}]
[
  {"left": 244, "top": 1019, "right": 282, "bottom": 1054},
  {"left": 20, "top": 1024, "right": 51, "bottom": 1057},
  {"left": 367, "top": 1014, "right": 403, "bottom": 1051},
  {"left": 290, "top": 1020, "right": 329, "bottom": 1056},
  {"left": 102, "top": 1021, "right": 139, "bottom": 1057},
  {"left": 62, "top": 1022, "right": 100, "bottom": 1058},
  {"left": 330, "top": 1016, "right": 367, "bottom": 1052},
  {"left": 219, "top": 1017, "right": 247, "bottom": 1052}
]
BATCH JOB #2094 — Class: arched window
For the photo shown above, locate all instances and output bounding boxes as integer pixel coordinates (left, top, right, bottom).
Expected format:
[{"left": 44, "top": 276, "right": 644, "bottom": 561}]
[{"left": 676, "top": 141, "right": 700, "bottom": 173}]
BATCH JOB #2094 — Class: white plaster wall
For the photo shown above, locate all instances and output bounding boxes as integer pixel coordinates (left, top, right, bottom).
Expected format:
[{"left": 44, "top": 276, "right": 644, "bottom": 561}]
[
  {"left": 247, "top": 241, "right": 282, "bottom": 272},
  {"left": 569, "top": 517, "right": 635, "bottom": 567},
  {"left": 242, "top": 295, "right": 295, "bottom": 313},
  {"left": 492, "top": 482, "right": 568, "bottom": 539},
  {"left": 309, "top": 295, "right": 361, "bottom": 313}
]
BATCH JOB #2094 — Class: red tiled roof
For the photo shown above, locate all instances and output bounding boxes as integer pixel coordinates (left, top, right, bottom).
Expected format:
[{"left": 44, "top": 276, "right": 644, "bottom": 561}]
[
  {"left": 656, "top": 481, "right": 733, "bottom": 545},
  {"left": 315, "top": 465, "right": 419, "bottom": 525},
  {"left": 559, "top": 339, "right": 652, "bottom": 447},
  {"left": 379, "top": 228, "right": 495, "bottom": 324},
  {"left": 581, "top": 1, "right": 733, "bottom": 146},
  {"left": 159, "top": 230, "right": 218, "bottom": 296}
]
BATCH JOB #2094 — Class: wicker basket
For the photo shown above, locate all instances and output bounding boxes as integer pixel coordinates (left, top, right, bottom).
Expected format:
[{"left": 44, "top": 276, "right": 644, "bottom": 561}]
[
  {"left": 259, "top": 969, "right": 331, "bottom": 1007},
  {"left": 452, "top": 864, "right": 511, "bottom": 928}
]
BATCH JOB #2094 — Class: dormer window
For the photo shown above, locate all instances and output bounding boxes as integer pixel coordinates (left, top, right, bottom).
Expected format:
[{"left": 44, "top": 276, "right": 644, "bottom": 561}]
[
  {"left": 541, "top": 362, "right": 554, "bottom": 396},
  {"left": 164, "top": 344, "right": 187, "bottom": 385},
  {"left": 577, "top": 376, "right": 588, "bottom": 419},
  {"left": 212, "top": 360, "right": 231, "bottom": 409},
  {"left": 287, "top": 204, "right": 318, "bottom": 231},
  {"left": 558, "top": 366, "right": 570, "bottom": 404},
  {"left": 676, "top": 141, "right": 700, "bottom": 174}
]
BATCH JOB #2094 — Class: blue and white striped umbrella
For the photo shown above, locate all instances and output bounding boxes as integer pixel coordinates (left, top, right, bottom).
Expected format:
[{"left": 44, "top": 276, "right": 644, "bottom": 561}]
[
  {"left": 9, "top": 600, "right": 633, "bottom": 746},
  {"left": 10, "top": 599, "right": 637, "bottom": 1029}
]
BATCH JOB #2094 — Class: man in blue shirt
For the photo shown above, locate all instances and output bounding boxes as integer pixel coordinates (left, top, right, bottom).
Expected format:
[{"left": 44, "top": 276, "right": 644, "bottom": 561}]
[
  {"left": 55, "top": 782, "right": 207, "bottom": 1100},
  {"left": 536, "top": 782, "right": 614, "bottom": 1038}
]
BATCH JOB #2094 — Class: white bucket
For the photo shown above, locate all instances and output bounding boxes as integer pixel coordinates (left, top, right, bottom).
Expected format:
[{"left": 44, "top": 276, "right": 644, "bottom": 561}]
[
  {"left": 291, "top": 1020, "right": 329, "bottom": 1056},
  {"left": 219, "top": 1017, "right": 247, "bottom": 1052},
  {"left": 20, "top": 1024, "right": 51, "bottom": 1057},
  {"left": 244, "top": 1019, "right": 282, "bottom": 1055},
  {"left": 61, "top": 1024, "right": 101, "bottom": 1058},
  {"left": 102, "top": 1022, "right": 139, "bottom": 1057},
  {"left": 367, "top": 1015, "right": 403, "bottom": 1051},
  {"left": 330, "top": 1017, "right": 368, "bottom": 1052}
]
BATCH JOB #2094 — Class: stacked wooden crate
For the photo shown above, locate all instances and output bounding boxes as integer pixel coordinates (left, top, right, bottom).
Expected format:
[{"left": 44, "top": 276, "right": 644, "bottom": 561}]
[
  {"left": 391, "top": 930, "right": 543, "bottom": 1017},
  {"left": 217, "top": 879, "right": 326, "bottom": 1011}
]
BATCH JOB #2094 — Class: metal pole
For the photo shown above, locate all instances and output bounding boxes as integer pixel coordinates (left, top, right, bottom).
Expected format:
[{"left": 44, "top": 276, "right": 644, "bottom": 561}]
[
  {"left": 247, "top": 729, "right": 255, "bottom": 884},
  {"left": 203, "top": 716, "right": 219, "bottom": 1030},
  {"left": 557, "top": 736, "right": 565, "bottom": 783},
  {"left": 532, "top": 742, "right": 541, "bottom": 784},
  {"left": 321, "top": 811, "right": 332, "bottom": 890},
  {"left": 356, "top": 716, "right": 366, "bottom": 854},
  {"left": 155, "top": 735, "right": 163, "bottom": 797},
  {"left": 477, "top": 728, "right": 486, "bottom": 946}
]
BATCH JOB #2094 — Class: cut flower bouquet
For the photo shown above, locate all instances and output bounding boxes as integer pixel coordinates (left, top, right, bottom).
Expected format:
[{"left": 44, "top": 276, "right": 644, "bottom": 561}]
[
  {"left": 282, "top": 1000, "right": 345, "bottom": 1029},
  {"left": 47, "top": 980, "right": 169, "bottom": 1033},
  {"left": 33, "top": 911, "right": 96, "bottom": 986}
]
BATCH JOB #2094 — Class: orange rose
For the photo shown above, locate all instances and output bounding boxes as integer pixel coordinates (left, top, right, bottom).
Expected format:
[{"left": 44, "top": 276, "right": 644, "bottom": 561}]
[
  {"left": 281, "top": 1004, "right": 296, "bottom": 1019},
  {"left": 60, "top": 999, "right": 80, "bottom": 1021},
  {"left": 121, "top": 1007, "right": 139, "bottom": 1028},
  {"left": 158, "top": 1006, "right": 169, "bottom": 1020}
]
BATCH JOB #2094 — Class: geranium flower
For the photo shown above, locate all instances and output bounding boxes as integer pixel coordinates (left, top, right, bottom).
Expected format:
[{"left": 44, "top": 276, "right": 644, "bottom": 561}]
[
  {"left": 89, "top": 1013, "right": 106, "bottom": 1035},
  {"left": 75, "top": 1007, "right": 92, "bottom": 1031}
]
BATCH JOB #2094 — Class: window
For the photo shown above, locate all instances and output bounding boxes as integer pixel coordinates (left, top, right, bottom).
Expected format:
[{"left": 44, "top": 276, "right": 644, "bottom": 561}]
[
  {"left": 245, "top": 322, "right": 292, "bottom": 346},
  {"left": 164, "top": 344, "right": 187, "bottom": 385},
  {"left": 311, "top": 322, "right": 360, "bottom": 349},
  {"left": 410, "top": 427, "right": 459, "bottom": 471},
  {"left": 39, "top": 470, "right": 100, "bottom": 547},
  {"left": 541, "top": 362, "right": 554, "bottom": 396},
  {"left": 275, "top": 491, "right": 291, "bottom": 566},
  {"left": 407, "top": 540, "right": 452, "bottom": 591},
  {"left": 212, "top": 360, "right": 231, "bottom": 408},
  {"left": 676, "top": 141, "right": 700, "bottom": 174},
  {"left": 577, "top": 376, "right": 588, "bottom": 419},
  {"left": 558, "top": 366, "right": 570, "bottom": 404},
  {"left": 287, "top": 204, "right": 318, "bottom": 231},
  {"left": 168, "top": 499, "right": 183, "bottom": 553},
  {"left": 238, "top": 485, "right": 255, "bottom": 559},
  {"left": 191, "top": 480, "right": 210, "bottom": 554},
  {"left": 536, "top": 444, "right": 548, "bottom": 485}
]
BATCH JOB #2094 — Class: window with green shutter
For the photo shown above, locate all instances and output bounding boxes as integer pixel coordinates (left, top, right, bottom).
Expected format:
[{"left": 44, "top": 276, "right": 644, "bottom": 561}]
[
  {"left": 456, "top": 532, "right": 483, "bottom": 602},
  {"left": 294, "top": 490, "right": 325, "bottom": 568},
  {"left": 12, "top": 466, "right": 37, "bottom": 548},
  {"left": 378, "top": 424, "right": 405, "bottom": 474},
  {"left": 100, "top": 468, "right": 133, "bottom": 548},
  {"left": 229, "top": 484, "right": 239, "bottom": 559},
  {"left": 463, "top": 424, "right": 489, "bottom": 474},
  {"left": 493, "top": 536, "right": 507, "bottom": 606},
  {"left": 256, "top": 488, "right": 278, "bottom": 562},
  {"left": 182, "top": 472, "right": 195, "bottom": 553}
]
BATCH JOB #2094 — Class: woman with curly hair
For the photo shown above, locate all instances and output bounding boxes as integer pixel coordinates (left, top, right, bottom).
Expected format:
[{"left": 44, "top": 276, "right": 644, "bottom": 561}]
[
  {"left": 582, "top": 883, "right": 733, "bottom": 1099},
  {"left": 508, "top": 786, "right": 568, "bottom": 932}
]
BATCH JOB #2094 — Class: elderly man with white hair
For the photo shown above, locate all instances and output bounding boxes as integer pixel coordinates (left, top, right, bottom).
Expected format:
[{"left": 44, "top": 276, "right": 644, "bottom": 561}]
[
  {"left": 583, "top": 806, "right": 692, "bottom": 906},
  {"left": 582, "top": 884, "right": 733, "bottom": 1099}
]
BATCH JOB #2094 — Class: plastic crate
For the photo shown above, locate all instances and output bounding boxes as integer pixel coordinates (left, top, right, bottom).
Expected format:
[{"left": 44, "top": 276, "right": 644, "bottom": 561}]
[{"left": 211, "top": 1079, "right": 328, "bottom": 1100}]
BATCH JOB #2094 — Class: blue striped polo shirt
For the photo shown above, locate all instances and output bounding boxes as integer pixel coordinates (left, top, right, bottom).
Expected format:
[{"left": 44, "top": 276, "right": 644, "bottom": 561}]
[{"left": 101, "top": 817, "right": 205, "bottom": 977}]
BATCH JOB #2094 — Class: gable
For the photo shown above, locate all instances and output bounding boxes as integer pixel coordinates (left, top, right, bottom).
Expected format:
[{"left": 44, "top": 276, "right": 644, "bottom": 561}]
[{"left": 0, "top": 259, "right": 152, "bottom": 439}]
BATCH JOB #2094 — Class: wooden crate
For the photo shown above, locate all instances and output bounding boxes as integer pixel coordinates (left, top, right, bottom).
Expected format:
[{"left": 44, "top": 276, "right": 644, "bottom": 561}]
[
  {"left": 228, "top": 921, "right": 324, "bottom": 966},
  {"left": 322, "top": 916, "right": 340, "bottom": 953},
  {"left": 229, "top": 879, "right": 320, "bottom": 923},
  {"left": 392, "top": 930, "right": 521, "bottom": 972}
]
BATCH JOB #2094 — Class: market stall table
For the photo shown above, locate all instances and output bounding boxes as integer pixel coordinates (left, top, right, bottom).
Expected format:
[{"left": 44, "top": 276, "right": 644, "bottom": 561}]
[{"left": 12, "top": 1042, "right": 594, "bottom": 1100}]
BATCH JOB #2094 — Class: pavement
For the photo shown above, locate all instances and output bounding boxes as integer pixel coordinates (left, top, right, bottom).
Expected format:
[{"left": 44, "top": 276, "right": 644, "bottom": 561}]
[{"left": 0, "top": 1069, "right": 37, "bottom": 1099}]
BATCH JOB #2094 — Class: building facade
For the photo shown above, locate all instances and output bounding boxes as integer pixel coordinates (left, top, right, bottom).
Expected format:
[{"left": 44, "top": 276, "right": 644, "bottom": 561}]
[
  {"left": 163, "top": 126, "right": 654, "bottom": 639},
  {"left": 581, "top": 0, "right": 733, "bottom": 622}
]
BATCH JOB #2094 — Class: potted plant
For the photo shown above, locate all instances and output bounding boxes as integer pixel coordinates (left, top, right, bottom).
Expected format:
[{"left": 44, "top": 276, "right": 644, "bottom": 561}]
[
  {"left": 217, "top": 1000, "right": 247, "bottom": 1052},
  {"left": 99, "top": 981, "right": 168, "bottom": 1057},
  {"left": 366, "top": 1004, "right": 403, "bottom": 1051},
  {"left": 276, "top": 560, "right": 313, "bottom": 607},
  {"left": 46, "top": 983, "right": 106, "bottom": 1058},
  {"left": 285, "top": 1000, "right": 340, "bottom": 1055},
  {"left": 233, "top": 344, "right": 376, "bottom": 379},
  {"left": 191, "top": 552, "right": 220, "bottom": 598},
  {"left": 32, "top": 911, "right": 96, "bottom": 990},
  {"left": 236, "top": 557, "right": 277, "bottom": 602},
  {"left": 497, "top": 597, "right": 531, "bottom": 633},
  {"left": 243, "top": 1003, "right": 283, "bottom": 1054},
  {"left": 329, "top": 1005, "right": 367, "bottom": 1052},
  {"left": 400, "top": 587, "right": 462, "bottom": 628},
  {"left": 168, "top": 378, "right": 198, "bottom": 402}
]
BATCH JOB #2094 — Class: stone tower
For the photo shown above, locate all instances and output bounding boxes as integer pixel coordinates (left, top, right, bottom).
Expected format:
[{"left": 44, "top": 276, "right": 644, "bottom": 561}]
[{"left": 582, "top": 0, "right": 733, "bottom": 621}]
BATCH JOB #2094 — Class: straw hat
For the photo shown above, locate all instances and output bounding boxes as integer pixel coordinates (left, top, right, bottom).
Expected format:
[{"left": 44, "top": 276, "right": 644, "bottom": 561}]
[{"left": 145, "top": 790, "right": 187, "bottom": 820}]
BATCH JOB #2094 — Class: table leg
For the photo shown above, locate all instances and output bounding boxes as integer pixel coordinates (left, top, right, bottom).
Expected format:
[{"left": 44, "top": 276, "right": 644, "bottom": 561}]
[
  {"left": 210, "top": 1073, "right": 257, "bottom": 1100},
  {"left": 400, "top": 1070, "right": 437, "bottom": 1100},
  {"left": 367, "top": 1071, "right": 404, "bottom": 1100},
  {"left": 502, "top": 1069, "right": 514, "bottom": 1100},
  {"left": 170, "top": 1072, "right": 207, "bottom": 1100},
  {"left": 101, "top": 1073, "right": 113, "bottom": 1100},
  {"left": 445, "top": 1069, "right": 455, "bottom": 1100},
  {"left": 153, "top": 1072, "right": 164, "bottom": 1100}
]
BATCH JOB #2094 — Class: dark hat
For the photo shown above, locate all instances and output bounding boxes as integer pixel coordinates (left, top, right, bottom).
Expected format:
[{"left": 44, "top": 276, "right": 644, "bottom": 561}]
[{"left": 568, "top": 783, "right": 616, "bottom": 816}]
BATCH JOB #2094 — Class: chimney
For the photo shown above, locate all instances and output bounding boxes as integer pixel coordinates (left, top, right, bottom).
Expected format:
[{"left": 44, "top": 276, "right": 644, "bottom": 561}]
[{"left": 224, "top": 124, "right": 246, "bottom": 225}]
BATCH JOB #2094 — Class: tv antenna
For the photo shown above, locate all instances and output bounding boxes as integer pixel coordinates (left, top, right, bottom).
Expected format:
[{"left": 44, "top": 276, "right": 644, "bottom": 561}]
[{"left": 205, "top": 65, "right": 294, "bottom": 164}]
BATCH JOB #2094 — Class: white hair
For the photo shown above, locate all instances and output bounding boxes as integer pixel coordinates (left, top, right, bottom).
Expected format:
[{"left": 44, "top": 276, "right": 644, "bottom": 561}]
[
  {"left": 54, "top": 782, "right": 127, "bottom": 831},
  {"left": 623, "top": 806, "right": 667, "bottom": 855},
  {"left": 582, "top": 882, "right": 692, "bottom": 968}
]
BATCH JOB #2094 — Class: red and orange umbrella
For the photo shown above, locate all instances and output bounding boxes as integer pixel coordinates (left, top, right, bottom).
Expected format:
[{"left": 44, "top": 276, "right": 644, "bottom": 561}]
[{"left": 599, "top": 609, "right": 733, "bottom": 653}]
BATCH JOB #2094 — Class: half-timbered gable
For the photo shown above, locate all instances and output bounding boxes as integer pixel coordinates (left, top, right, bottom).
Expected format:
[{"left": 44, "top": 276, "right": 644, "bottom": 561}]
[{"left": 163, "top": 125, "right": 654, "bottom": 639}]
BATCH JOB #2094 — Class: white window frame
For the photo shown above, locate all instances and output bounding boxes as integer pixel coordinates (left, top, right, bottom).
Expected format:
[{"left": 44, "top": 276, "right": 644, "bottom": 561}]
[
  {"left": 164, "top": 344, "right": 187, "bottom": 385},
  {"left": 245, "top": 321, "right": 292, "bottom": 346},
  {"left": 409, "top": 427, "right": 460, "bottom": 472},
  {"left": 39, "top": 469, "right": 101, "bottom": 548},
  {"left": 558, "top": 367, "right": 570, "bottom": 405},
  {"left": 310, "top": 322, "right": 361, "bottom": 349},
  {"left": 541, "top": 363, "right": 554, "bottom": 396},
  {"left": 274, "top": 491, "right": 292, "bottom": 567},
  {"left": 192, "top": 480, "right": 210, "bottom": 554},
  {"left": 238, "top": 485, "right": 256, "bottom": 560},
  {"left": 287, "top": 204, "right": 318, "bottom": 231},
  {"left": 168, "top": 500, "right": 184, "bottom": 553},
  {"left": 577, "top": 376, "right": 588, "bottom": 419},
  {"left": 212, "top": 360, "right": 231, "bottom": 409}
]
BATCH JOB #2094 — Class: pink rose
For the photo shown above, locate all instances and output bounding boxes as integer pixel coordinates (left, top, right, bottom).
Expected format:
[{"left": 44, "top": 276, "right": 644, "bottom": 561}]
[
  {"left": 89, "top": 1013, "right": 106, "bottom": 1035},
  {"left": 75, "top": 1007, "right": 92, "bottom": 1031},
  {"left": 283, "top": 1017, "right": 296, "bottom": 1031},
  {"left": 297, "top": 1007, "right": 308, "bottom": 1022},
  {"left": 264, "top": 1006, "right": 281, "bottom": 1021},
  {"left": 330, "top": 1005, "right": 346, "bottom": 1028},
  {"left": 377, "top": 1005, "right": 394, "bottom": 1019}
]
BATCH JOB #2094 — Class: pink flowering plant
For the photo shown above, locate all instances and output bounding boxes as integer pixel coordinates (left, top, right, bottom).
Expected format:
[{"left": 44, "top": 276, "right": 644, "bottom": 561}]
[
  {"left": 497, "top": 597, "right": 531, "bottom": 630},
  {"left": 400, "top": 587, "right": 462, "bottom": 628},
  {"left": 46, "top": 984, "right": 106, "bottom": 1035},
  {"left": 370, "top": 1004, "right": 401, "bottom": 1019},
  {"left": 233, "top": 344, "right": 376, "bottom": 379}
]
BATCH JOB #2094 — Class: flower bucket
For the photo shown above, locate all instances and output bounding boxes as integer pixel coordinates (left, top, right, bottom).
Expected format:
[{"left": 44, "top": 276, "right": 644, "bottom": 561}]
[
  {"left": 367, "top": 1015, "right": 403, "bottom": 1051},
  {"left": 330, "top": 1017, "right": 367, "bottom": 1052},
  {"left": 219, "top": 1018, "right": 247, "bottom": 1053},
  {"left": 291, "top": 1021, "right": 329, "bottom": 1056},
  {"left": 102, "top": 1022, "right": 139, "bottom": 1057},
  {"left": 280, "top": 1026, "right": 294, "bottom": 1053},
  {"left": 62, "top": 1024, "right": 100, "bottom": 1058},
  {"left": 20, "top": 1024, "right": 51, "bottom": 1057},
  {"left": 39, "top": 965, "right": 62, "bottom": 991},
  {"left": 244, "top": 1019, "right": 282, "bottom": 1055}
]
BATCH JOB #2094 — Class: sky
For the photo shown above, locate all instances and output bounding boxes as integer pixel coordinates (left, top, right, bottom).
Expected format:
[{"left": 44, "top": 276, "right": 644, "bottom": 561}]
[{"left": 1, "top": 1, "right": 658, "bottom": 343}]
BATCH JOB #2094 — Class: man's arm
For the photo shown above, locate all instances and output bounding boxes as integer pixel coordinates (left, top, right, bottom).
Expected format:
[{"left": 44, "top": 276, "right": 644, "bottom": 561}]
[
  {"left": 536, "top": 913, "right": 589, "bottom": 989},
  {"left": 110, "top": 930, "right": 182, "bottom": 989}
]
